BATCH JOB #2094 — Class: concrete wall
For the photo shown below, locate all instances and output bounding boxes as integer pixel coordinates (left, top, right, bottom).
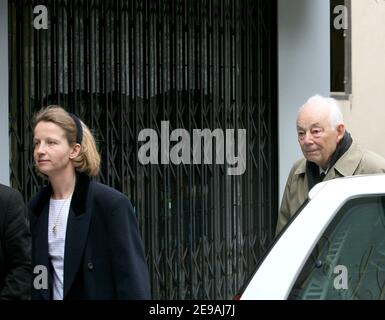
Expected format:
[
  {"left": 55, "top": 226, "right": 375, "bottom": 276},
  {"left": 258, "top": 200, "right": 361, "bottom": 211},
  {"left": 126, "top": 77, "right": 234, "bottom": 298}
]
[
  {"left": 278, "top": 0, "right": 330, "bottom": 202},
  {"left": 0, "top": 0, "right": 9, "bottom": 186},
  {"left": 339, "top": 0, "right": 385, "bottom": 159}
]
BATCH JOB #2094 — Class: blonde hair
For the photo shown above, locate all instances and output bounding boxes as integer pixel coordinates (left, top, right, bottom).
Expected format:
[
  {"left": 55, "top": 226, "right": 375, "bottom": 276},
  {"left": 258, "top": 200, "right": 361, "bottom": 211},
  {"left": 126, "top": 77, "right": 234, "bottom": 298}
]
[{"left": 33, "top": 106, "right": 101, "bottom": 177}]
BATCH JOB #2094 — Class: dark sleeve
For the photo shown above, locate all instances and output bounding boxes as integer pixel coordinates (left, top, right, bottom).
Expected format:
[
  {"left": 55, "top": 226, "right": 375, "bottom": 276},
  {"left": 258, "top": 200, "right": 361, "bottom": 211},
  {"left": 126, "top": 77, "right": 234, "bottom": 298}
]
[
  {"left": 108, "top": 196, "right": 151, "bottom": 299},
  {"left": 0, "top": 190, "right": 32, "bottom": 300}
]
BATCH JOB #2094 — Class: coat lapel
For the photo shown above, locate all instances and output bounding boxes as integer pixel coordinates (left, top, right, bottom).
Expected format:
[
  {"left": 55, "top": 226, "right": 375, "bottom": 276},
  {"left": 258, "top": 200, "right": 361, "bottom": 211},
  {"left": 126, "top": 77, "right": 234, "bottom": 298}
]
[
  {"left": 31, "top": 201, "right": 51, "bottom": 300},
  {"left": 333, "top": 142, "right": 363, "bottom": 177},
  {"left": 63, "top": 206, "right": 91, "bottom": 297},
  {"left": 63, "top": 173, "right": 92, "bottom": 298}
]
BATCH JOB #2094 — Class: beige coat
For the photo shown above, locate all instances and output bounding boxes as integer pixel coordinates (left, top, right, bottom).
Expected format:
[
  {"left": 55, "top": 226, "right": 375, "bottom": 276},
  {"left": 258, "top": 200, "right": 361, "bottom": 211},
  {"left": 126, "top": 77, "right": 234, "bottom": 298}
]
[{"left": 276, "top": 143, "right": 385, "bottom": 234}]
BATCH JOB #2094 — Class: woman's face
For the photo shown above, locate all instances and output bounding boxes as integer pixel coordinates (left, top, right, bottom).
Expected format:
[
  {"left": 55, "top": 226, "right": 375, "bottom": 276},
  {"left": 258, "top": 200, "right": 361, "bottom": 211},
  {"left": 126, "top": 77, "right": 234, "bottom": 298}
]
[{"left": 33, "top": 121, "right": 78, "bottom": 178}]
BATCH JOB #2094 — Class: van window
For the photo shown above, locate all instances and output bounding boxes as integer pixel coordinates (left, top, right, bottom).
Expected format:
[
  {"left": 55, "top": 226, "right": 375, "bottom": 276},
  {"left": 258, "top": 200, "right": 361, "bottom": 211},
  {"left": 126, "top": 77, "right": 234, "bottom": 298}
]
[{"left": 288, "top": 196, "right": 385, "bottom": 300}]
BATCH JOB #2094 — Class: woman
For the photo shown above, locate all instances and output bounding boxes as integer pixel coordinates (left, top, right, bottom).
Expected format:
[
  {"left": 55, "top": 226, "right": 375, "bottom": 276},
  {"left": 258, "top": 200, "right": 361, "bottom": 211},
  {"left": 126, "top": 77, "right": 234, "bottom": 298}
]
[{"left": 29, "top": 106, "right": 150, "bottom": 300}]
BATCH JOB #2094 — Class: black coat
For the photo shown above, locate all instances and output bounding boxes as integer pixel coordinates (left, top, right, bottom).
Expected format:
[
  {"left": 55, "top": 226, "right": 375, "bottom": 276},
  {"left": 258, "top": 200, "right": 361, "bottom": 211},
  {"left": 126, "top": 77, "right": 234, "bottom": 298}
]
[
  {"left": 29, "top": 173, "right": 151, "bottom": 300},
  {"left": 0, "top": 184, "right": 32, "bottom": 299}
]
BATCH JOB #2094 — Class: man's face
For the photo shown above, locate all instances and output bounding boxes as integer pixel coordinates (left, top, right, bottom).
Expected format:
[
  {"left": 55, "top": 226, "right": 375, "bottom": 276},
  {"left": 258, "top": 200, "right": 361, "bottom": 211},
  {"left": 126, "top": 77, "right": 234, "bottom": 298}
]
[{"left": 296, "top": 103, "right": 344, "bottom": 169}]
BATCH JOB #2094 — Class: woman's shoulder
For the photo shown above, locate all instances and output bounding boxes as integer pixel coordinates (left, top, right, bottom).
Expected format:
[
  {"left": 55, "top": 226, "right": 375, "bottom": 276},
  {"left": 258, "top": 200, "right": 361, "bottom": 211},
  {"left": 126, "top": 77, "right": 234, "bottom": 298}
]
[
  {"left": 88, "top": 182, "right": 135, "bottom": 216},
  {"left": 89, "top": 181, "right": 132, "bottom": 206}
]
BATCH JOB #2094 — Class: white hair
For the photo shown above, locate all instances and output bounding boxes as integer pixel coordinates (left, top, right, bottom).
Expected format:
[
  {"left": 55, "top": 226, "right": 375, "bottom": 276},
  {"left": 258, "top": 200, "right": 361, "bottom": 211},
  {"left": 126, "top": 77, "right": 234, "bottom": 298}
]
[{"left": 299, "top": 94, "right": 344, "bottom": 129}]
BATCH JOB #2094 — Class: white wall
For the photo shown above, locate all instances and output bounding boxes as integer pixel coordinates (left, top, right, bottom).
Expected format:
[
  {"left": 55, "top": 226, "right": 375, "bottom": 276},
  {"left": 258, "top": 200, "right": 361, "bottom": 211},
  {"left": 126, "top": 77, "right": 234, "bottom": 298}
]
[
  {"left": 278, "top": 0, "right": 330, "bottom": 202},
  {"left": 339, "top": 0, "right": 385, "bottom": 159},
  {"left": 0, "top": 0, "right": 9, "bottom": 186}
]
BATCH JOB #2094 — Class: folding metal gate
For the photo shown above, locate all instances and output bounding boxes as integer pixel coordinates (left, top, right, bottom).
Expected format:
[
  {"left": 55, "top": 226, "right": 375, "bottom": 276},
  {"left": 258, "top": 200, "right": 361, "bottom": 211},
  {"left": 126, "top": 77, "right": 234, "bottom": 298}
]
[{"left": 8, "top": 0, "right": 277, "bottom": 299}]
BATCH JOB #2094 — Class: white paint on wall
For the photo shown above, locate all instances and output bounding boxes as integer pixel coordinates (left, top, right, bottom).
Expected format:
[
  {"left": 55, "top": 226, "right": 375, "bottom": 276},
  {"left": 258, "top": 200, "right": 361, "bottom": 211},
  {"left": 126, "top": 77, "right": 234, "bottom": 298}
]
[{"left": 340, "top": 0, "right": 385, "bottom": 159}]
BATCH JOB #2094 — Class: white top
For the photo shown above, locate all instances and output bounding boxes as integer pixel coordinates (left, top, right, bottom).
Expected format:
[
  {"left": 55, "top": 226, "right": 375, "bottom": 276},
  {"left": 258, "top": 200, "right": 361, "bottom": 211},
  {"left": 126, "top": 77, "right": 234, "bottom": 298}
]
[
  {"left": 319, "top": 167, "right": 329, "bottom": 176},
  {"left": 48, "top": 196, "right": 72, "bottom": 300}
]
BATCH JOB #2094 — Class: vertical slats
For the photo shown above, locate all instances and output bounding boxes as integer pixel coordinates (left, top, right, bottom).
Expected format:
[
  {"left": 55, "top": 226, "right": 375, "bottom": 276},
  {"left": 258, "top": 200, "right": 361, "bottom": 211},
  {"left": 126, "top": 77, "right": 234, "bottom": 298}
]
[{"left": 9, "top": 0, "right": 277, "bottom": 300}]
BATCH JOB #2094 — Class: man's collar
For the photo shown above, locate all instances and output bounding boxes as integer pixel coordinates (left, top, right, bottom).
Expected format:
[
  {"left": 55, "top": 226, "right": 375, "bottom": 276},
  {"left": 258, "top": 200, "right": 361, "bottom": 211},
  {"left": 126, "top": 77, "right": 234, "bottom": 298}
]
[
  {"left": 319, "top": 167, "right": 328, "bottom": 175},
  {"left": 294, "top": 142, "right": 362, "bottom": 177},
  {"left": 295, "top": 159, "right": 307, "bottom": 175},
  {"left": 333, "top": 142, "right": 362, "bottom": 176}
]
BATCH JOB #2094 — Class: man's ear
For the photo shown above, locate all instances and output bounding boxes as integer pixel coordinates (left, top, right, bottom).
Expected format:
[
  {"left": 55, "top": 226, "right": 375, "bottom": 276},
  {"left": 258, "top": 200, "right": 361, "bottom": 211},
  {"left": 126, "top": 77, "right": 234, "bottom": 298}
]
[
  {"left": 69, "top": 143, "right": 81, "bottom": 160},
  {"left": 336, "top": 124, "right": 345, "bottom": 143}
]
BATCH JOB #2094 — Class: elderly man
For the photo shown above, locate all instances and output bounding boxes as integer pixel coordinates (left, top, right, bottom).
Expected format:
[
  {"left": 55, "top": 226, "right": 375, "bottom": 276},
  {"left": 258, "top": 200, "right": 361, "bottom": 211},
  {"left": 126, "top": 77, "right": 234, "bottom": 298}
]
[
  {"left": 276, "top": 95, "right": 385, "bottom": 234},
  {"left": 0, "top": 184, "right": 31, "bottom": 299}
]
